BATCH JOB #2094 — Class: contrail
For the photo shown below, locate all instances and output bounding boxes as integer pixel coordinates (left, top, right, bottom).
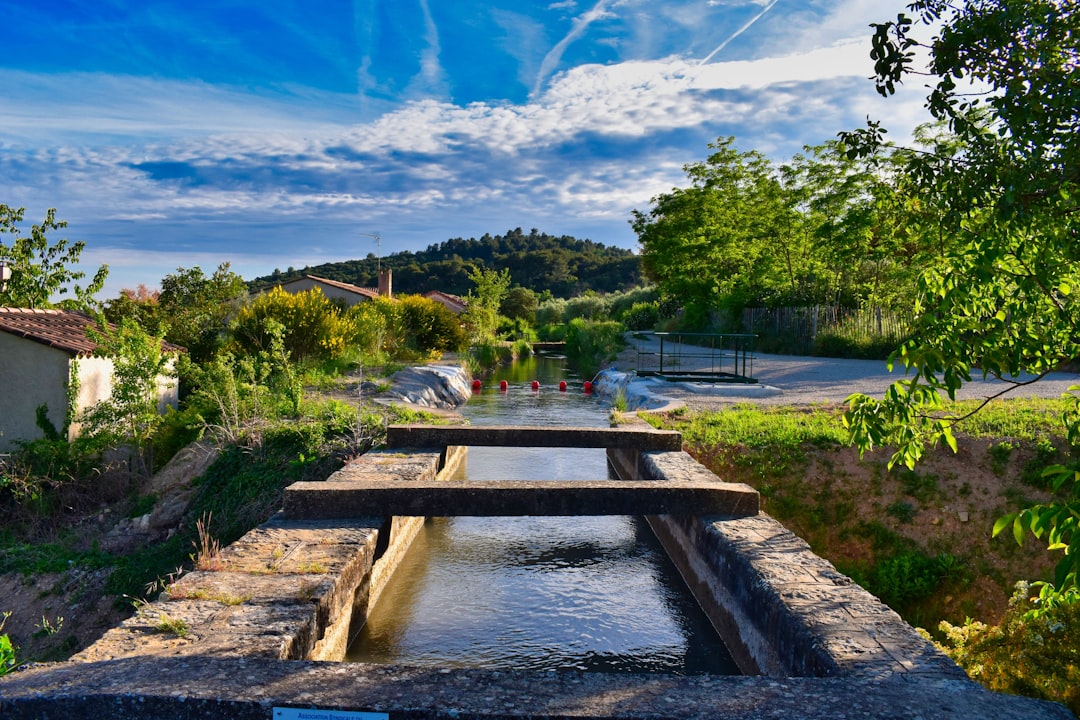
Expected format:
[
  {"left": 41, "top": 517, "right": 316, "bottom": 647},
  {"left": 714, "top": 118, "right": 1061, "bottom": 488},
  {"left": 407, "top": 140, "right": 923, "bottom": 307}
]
[
  {"left": 699, "top": 0, "right": 781, "bottom": 65},
  {"left": 415, "top": 0, "right": 446, "bottom": 91},
  {"left": 532, "top": 0, "right": 617, "bottom": 98}
]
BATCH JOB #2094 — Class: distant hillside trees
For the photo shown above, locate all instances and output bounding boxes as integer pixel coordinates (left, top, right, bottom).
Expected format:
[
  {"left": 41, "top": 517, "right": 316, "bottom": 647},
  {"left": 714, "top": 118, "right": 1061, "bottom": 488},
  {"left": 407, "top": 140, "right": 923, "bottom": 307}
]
[{"left": 248, "top": 228, "right": 641, "bottom": 298}]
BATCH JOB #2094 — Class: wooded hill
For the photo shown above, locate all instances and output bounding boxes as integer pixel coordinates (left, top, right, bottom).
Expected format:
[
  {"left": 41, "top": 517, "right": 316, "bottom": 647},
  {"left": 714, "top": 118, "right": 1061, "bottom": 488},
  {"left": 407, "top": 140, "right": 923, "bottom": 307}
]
[{"left": 248, "top": 228, "right": 642, "bottom": 298}]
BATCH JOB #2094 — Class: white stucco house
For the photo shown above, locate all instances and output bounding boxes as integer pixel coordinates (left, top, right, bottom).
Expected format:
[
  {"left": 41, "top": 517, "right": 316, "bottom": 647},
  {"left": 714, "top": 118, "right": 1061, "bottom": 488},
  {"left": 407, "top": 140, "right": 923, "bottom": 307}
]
[{"left": 0, "top": 308, "right": 182, "bottom": 452}]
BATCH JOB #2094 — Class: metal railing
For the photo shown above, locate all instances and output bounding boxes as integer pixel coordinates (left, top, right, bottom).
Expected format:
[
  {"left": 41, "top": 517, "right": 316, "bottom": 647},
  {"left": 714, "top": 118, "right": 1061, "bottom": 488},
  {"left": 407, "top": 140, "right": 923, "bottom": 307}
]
[{"left": 631, "top": 331, "right": 757, "bottom": 383}]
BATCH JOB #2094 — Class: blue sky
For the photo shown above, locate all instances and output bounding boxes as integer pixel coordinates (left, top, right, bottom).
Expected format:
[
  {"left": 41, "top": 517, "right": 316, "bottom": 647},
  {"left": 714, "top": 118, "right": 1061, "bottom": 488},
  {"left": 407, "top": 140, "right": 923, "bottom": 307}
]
[{"left": 0, "top": 0, "right": 929, "bottom": 297}]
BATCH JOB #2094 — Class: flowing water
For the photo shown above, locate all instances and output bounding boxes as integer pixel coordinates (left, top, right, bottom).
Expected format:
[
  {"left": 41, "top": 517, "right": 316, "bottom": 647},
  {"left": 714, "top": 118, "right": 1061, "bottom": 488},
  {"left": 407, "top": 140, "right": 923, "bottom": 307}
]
[{"left": 346, "top": 354, "right": 738, "bottom": 674}]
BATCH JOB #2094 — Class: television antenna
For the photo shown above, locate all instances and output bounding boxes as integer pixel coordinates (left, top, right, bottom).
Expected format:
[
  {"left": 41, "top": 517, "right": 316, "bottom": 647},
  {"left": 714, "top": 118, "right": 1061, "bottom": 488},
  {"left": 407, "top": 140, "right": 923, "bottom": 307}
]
[{"left": 359, "top": 232, "right": 382, "bottom": 273}]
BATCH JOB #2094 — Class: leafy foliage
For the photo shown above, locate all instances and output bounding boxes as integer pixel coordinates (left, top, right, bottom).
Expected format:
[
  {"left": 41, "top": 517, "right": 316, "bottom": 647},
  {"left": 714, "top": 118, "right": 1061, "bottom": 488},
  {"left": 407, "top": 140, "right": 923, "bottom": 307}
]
[
  {"left": 395, "top": 294, "right": 468, "bottom": 357},
  {"left": 0, "top": 205, "right": 108, "bottom": 309},
  {"left": 461, "top": 265, "right": 511, "bottom": 343},
  {"left": 934, "top": 582, "right": 1080, "bottom": 715},
  {"left": 631, "top": 138, "right": 926, "bottom": 329},
  {"left": 0, "top": 612, "right": 16, "bottom": 676},
  {"left": 80, "top": 318, "right": 176, "bottom": 475},
  {"left": 841, "top": 0, "right": 1080, "bottom": 600},
  {"left": 564, "top": 319, "right": 625, "bottom": 378},
  {"left": 157, "top": 264, "right": 247, "bottom": 361},
  {"left": 232, "top": 286, "right": 357, "bottom": 363}
]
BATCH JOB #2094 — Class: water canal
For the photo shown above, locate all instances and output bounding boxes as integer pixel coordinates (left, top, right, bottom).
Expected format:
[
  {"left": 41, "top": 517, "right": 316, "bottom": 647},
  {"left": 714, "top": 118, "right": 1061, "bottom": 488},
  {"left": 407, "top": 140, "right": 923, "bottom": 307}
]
[{"left": 346, "top": 354, "right": 738, "bottom": 674}]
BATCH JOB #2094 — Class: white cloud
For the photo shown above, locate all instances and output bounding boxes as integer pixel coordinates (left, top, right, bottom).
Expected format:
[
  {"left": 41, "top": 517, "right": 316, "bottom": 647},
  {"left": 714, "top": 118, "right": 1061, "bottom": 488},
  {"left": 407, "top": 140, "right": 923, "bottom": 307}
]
[
  {"left": 1, "top": 0, "right": 934, "bottom": 298},
  {"left": 532, "top": 0, "right": 624, "bottom": 97}
]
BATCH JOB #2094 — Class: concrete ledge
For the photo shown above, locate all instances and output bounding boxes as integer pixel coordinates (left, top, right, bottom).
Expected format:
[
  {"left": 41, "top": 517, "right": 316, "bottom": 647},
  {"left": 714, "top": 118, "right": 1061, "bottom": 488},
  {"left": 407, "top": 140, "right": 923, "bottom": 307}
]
[
  {"left": 647, "top": 513, "right": 966, "bottom": 680},
  {"left": 73, "top": 518, "right": 381, "bottom": 664},
  {"left": 282, "top": 477, "right": 759, "bottom": 518},
  {"left": 386, "top": 424, "right": 683, "bottom": 450},
  {"left": 2, "top": 656, "right": 1073, "bottom": 720}
]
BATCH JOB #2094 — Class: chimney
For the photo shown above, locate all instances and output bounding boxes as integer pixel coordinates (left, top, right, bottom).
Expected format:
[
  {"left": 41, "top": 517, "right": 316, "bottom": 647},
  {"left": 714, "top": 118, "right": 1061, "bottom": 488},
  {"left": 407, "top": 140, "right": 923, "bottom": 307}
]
[{"left": 378, "top": 268, "right": 392, "bottom": 298}]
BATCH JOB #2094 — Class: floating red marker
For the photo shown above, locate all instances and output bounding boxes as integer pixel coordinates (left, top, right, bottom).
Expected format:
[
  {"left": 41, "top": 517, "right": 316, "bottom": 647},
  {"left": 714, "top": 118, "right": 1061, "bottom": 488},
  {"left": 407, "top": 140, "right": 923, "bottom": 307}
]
[
  {"left": 499, "top": 380, "right": 508, "bottom": 391},
  {"left": 583, "top": 381, "right": 593, "bottom": 393},
  {"left": 472, "top": 379, "right": 482, "bottom": 392},
  {"left": 531, "top": 380, "right": 540, "bottom": 390},
  {"left": 559, "top": 381, "right": 567, "bottom": 391}
]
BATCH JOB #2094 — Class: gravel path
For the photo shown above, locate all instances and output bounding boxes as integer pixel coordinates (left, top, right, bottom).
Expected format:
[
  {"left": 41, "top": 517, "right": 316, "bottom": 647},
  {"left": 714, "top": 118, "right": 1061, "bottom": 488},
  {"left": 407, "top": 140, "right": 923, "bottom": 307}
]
[{"left": 614, "top": 334, "right": 1080, "bottom": 410}]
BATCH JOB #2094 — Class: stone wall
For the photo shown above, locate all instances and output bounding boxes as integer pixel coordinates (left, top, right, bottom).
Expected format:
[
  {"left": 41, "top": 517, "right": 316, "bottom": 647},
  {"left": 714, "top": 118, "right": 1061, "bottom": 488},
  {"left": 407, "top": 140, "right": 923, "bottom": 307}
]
[{"left": 0, "top": 390, "right": 1075, "bottom": 719}]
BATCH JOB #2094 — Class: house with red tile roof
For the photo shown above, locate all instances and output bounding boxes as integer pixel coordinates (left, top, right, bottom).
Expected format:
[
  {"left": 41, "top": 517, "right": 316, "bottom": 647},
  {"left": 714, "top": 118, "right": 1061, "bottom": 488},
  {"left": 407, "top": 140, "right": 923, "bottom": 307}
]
[
  {"left": 422, "top": 290, "right": 468, "bottom": 315},
  {"left": 0, "top": 308, "right": 182, "bottom": 452},
  {"left": 276, "top": 271, "right": 392, "bottom": 307}
]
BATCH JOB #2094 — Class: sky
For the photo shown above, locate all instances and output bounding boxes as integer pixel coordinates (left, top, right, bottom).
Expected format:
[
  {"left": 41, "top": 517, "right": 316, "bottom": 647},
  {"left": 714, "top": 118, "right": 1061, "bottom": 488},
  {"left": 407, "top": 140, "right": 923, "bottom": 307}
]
[{"left": 0, "top": 0, "right": 931, "bottom": 298}]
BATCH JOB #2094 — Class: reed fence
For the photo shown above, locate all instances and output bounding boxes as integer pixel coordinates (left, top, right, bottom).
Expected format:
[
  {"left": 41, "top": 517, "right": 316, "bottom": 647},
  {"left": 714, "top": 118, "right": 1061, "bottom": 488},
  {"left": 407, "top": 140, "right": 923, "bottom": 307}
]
[{"left": 741, "top": 306, "right": 910, "bottom": 356}]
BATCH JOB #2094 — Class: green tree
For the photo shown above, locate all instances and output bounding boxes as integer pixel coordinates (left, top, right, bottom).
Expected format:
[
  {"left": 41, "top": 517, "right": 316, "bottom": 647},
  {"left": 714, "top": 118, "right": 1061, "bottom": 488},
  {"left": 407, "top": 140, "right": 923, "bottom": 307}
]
[
  {"left": 782, "top": 140, "right": 923, "bottom": 309},
  {"left": 500, "top": 286, "right": 538, "bottom": 324},
  {"left": 102, "top": 285, "right": 166, "bottom": 336},
  {"left": 158, "top": 264, "right": 247, "bottom": 361},
  {"left": 0, "top": 205, "right": 108, "bottom": 309},
  {"left": 842, "top": 0, "right": 1080, "bottom": 602},
  {"left": 80, "top": 318, "right": 177, "bottom": 475},
  {"left": 631, "top": 138, "right": 801, "bottom": 327},
  {"left": 462, "top": 265, "right": 511, "bottom": 341}
]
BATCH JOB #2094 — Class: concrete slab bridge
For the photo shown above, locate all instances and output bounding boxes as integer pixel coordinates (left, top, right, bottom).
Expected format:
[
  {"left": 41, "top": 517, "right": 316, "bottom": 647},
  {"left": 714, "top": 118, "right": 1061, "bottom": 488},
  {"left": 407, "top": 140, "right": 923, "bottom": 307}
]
[{"left": 0, "top": 419, "right": 1073, "bottom": 719}]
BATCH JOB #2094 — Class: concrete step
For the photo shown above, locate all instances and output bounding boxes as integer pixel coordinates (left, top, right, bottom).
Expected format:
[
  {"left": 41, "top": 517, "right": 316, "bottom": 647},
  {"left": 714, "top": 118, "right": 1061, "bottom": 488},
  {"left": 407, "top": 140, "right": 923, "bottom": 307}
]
[
  {"left": 385, "top": 424, "right": 682, "bottom": 450},
  {"left": 282, "top": 477, "right": 758, "bottom": 519}
]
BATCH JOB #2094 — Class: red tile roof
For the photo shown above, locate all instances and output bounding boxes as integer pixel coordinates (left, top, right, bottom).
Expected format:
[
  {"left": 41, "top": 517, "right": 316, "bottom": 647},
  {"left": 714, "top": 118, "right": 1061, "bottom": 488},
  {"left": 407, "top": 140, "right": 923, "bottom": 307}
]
[
  {"left": 0, "top": 308, "right": 183, "bottom": 356},
  {"left": 423, "top": 290, "right": 468, "bottom": 312},
  {"left": 281, "top": 275, "right": 381, "bottom": 300}
]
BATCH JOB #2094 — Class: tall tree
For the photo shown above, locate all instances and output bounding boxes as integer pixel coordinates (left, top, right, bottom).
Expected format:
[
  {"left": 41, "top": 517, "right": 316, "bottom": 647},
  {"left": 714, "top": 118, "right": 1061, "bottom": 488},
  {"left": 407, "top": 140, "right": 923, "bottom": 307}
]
[
  {"left": 842, "top": 0, "right": 1080, "bottom": 600},
  {"left": 462, "top": 265, "right": 511, "bottom": 341},
  {"left": 0, "top": 205, "right": 108, "bottom": 309},
  {"left": 631, "top": 137, "right": 807, "bottom": 327},
  {"left": 157, "top": 263, "right": 248, "bottom": 361}
]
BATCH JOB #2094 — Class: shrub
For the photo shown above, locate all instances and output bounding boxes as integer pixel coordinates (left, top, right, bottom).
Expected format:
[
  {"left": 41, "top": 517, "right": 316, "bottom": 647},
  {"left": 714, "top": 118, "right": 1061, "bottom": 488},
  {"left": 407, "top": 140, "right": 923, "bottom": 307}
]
[
  {"left": 0, "top": 612, "right": 16, "bottom": 676},
  {"left": 564, "top": 318, "right": 624, "bottom": 377},
  {"left": 396, "top": 294, "right": 468, "bottom": 357},
  {"left": 866, "top": 551, "right": 945, "bottom": 610},
  {"left": 934, "top": 583, "right": 1080, "bottom": 715},
  {"left": 608, "top": 286, "right": 660, "bottom": 320},
  {"left": 535, "top": 298, "right": 567, "bottom": 327},
  {"left": 562, "top": 294, "right": 608, "bottom": 322},
  {"left": 621, "top": 301, "right": 660, "bottom": 331},
  {"left": 469, "top": 339, "right": 514, "bottom": 370},
  {"left": 345, "top": 299, "right": 392, "bottom": 363},
  {"left": 232, "top": 287, "right": 357, "bottom": 363}
]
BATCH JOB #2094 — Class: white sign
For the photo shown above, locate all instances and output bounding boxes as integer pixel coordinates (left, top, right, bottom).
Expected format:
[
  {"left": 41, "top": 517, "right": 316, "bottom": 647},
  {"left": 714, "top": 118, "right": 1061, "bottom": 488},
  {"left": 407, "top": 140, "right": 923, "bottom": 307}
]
[{"left": 273, "top": 708, "right": 389, "bottom": 720}]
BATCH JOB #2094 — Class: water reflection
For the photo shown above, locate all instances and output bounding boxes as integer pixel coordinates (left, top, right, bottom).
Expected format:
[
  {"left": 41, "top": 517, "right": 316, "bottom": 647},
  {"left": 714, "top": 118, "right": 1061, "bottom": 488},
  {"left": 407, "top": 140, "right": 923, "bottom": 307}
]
[{"left": 346, "top": 354, "right": 737, "bottom": 674}]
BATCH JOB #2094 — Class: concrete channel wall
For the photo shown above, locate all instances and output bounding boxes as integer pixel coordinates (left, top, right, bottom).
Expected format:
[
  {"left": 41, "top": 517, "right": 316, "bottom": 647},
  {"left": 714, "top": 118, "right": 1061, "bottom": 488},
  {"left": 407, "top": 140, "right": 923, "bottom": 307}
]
[
  {"left": 0, "top": 365, "right": 1075, "bottom": 719},
  {"left": 609, "top": 435, "right": 962, "bottom": 679}
]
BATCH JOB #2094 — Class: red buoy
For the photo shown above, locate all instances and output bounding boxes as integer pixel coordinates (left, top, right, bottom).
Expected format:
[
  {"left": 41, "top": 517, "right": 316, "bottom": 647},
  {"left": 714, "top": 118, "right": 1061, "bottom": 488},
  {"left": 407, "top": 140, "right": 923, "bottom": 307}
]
[
  {"left": 472, "top": 379, "right": 482, "bottom": 392},
  {"left": 499, "top": 380, "right": 508, "bottom": 391},
  {"left": 559, "top": 381, "right": 567, "bottom": 391},
  {"left": 531, "top": 380, "right": 540, "bottom": 390},
  {"left": 583, "top": 381, "right": 593, "bottom": 393}
]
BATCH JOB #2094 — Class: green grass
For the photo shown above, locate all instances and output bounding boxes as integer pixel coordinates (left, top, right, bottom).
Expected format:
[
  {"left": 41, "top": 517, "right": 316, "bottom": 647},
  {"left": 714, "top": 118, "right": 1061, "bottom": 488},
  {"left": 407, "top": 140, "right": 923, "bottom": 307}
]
[
  {"left": 645, "top": 404, "right": 848, "bottom": 478},
  {"left": 646, "top": 403, "right": 849, "bottom": 448},
  {"left": 950, "top": 398, "right": 1069, "bottom": 441}
]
